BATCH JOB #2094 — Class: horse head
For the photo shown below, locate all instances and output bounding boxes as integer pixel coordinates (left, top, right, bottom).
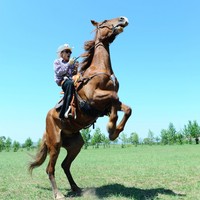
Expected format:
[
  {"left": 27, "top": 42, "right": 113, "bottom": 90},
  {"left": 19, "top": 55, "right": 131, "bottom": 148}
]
[{"left": 91, "top": 16, "right": 129, "bottom": 43}]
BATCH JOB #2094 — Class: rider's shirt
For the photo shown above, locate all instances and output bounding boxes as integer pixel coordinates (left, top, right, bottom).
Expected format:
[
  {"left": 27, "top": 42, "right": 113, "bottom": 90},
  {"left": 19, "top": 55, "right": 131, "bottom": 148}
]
[{"left": 54, "top": 58, "right": 75, "bottom": 85}]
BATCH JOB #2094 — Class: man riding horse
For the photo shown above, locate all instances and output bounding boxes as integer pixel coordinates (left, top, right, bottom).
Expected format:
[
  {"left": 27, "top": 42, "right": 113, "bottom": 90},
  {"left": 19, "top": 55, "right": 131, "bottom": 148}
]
[{"left": 29, "top": 16, "right": 132, "bottom": 200}]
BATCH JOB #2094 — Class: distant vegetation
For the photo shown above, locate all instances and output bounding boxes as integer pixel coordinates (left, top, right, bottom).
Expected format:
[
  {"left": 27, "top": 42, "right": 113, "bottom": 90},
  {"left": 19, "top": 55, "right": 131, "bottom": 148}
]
[{"left": 0, "top": 120, "right": 200, "bottom": 152}]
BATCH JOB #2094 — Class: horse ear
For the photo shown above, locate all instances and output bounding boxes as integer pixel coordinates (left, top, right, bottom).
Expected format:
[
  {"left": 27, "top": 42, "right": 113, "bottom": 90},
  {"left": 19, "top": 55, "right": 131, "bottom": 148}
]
[{"left": 91, "top": 20, "right": 98, "bottom": 27}]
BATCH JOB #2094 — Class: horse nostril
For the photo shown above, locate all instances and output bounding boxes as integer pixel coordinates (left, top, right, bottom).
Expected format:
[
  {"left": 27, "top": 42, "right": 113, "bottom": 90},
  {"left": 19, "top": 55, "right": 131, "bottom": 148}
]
[
  {"left": 119, "top": 16, "right": 129, "bottom": 24},
  {"left": 119, "top": 17, "right": 124, "bottom": 21}
]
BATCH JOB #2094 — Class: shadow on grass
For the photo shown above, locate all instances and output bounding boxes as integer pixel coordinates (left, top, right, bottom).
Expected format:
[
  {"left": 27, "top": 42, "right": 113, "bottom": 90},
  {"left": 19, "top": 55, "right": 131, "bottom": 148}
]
[
  {"left": 66, "top": 183, "right": 186, "bottom": 199},
  {"left": 36, "top": 185, "right": 52, "bottom": 191}
]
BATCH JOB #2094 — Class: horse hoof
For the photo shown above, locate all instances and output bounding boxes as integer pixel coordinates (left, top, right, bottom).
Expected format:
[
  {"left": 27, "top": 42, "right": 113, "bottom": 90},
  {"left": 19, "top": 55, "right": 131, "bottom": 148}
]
[
  {"left": 72, "top": 186, "right": 82, "bottom": 193},
  {"left": 54, "top": 192, "right": 65, "bottom": 200},
  {"left": 56, "top": 197, "right": 65, "bottom": 200}
]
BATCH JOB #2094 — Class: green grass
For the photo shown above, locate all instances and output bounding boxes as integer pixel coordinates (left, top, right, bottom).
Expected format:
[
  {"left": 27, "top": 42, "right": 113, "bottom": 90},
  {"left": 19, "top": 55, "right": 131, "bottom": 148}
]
[{"left": 1, "top": 145, "right": 200, "bottom": 199}]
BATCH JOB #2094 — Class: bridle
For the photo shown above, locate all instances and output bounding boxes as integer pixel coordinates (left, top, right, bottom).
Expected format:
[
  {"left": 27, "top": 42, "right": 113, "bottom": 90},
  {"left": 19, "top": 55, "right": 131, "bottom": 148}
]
[
  {"left": 74, "top": 19, "right": 124, "bottom": 89},
  {"left": 97, "top": 21, "right": 115, "bottom": 32},
  {"left": 97, "top": 19, "right": 124, "bottom": 32},
  {"left": 75, "top": 20, "right": 119, "bottom": 81},
  {"left": 75, "top": 20, "right": 121, "bottom": 61}
]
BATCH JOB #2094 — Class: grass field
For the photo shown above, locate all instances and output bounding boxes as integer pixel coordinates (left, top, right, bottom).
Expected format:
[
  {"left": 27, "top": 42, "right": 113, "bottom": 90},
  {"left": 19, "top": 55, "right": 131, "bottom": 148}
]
[{"left": 1, "top": 145, "right": 200, "bottom": 200}]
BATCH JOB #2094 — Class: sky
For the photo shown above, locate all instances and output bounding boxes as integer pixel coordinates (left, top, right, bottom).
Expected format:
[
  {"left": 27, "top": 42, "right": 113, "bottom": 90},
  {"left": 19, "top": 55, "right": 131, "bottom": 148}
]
[{"left": 0, "top": 0, "right": 199, "bottom": 143}]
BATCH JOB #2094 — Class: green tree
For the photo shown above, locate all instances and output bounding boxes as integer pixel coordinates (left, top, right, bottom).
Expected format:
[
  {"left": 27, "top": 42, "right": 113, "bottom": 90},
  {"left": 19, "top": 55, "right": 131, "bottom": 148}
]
[
  {"left": 168, "top": 122, "right": 177, "bottom": 144},
  {"left": 160, "top": 129, "right": 169, "bottom": 145},
  {"left": 192, "top": 121, "right": 200, "bottom": 144},
  {"left": 176, "top": 132, "right": 184, "bottom": 145},
  {"left": 5, "top": 137, "right": 12, "bottom": 152},
  {"left": 13, "top": 140, "right": 21, "bottom": 152},
  {"left": 24, "top": 137, "right": 33, "bottom": 150},
  {"left": 101, "top": 134, "right": 110, "bottom": 148},
  {"left": 143, "top": 137, "right": 151, "bottom": 145},
  {"left": 183, "top": 123, "right": 192, "bottom": 144},
  {"left": 183, "top": 120, "right": 200, "bottom": 144},
  {"left": 160, "top": 123, "right": 177, "bottom": 145},
  {"left": 81, "top": 128, "right": 91, "bottom": 149},
  {"left": 0, "top": 136, "right": 6, "bottom": 152},
  {"left": 120, "top": 132, "right": 128, "bottom": 148},
  {"left": 155, "top": 136, "right": 160, "bottom": 144},
  {"left": 147, "top": 129, "right": 154, "bottom": 145},
  {"left": 129, "top": 132, "right": 139, "bottom": 147},
  {"left": 91, "top": 127, "right": 102, "bottom": 148}
]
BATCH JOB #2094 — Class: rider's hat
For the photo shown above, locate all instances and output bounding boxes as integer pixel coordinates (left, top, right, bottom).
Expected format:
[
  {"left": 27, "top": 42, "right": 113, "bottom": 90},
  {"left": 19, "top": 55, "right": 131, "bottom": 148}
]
[{"left": 57, "top": 44, "right": 73, "bottom": 58}]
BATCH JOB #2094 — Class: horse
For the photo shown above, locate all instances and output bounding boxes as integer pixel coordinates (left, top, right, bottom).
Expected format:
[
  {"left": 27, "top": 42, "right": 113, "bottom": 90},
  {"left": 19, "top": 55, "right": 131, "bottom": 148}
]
[{"left": 29, "top": 16, "right": 132, "bottom": 200}]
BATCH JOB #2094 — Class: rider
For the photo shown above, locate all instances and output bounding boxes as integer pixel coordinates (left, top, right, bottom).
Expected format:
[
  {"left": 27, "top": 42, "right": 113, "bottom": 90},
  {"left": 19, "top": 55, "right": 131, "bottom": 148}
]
[{"left": 54, "top": 43, "right": 77, "bottom": 119}]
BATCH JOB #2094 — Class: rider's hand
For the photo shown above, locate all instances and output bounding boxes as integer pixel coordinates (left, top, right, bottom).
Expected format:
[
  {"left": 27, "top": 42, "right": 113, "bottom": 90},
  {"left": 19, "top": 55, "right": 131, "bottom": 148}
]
[{"left": 69, "top": 58, "right": 75, "bottom": 65}]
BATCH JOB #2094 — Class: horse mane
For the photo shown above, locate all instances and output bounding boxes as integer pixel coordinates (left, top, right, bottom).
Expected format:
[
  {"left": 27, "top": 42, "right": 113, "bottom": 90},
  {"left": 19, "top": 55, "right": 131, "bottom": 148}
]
[
  {"left": 78, "top": 26, "right": 117, "bottom": 72},
  {"left": 79, "top": 40, "right": 95, "bottom": 72}
]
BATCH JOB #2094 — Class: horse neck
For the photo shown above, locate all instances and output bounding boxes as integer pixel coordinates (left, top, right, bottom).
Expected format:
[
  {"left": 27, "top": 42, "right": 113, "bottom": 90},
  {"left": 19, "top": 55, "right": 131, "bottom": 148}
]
[{"left": 91, "top": 40, "right": 114, "bottom": 75}]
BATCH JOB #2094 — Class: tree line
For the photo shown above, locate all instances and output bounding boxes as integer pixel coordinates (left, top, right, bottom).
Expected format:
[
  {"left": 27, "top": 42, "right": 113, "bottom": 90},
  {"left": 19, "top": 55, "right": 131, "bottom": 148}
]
[
  {"left": 81, "top": 120, "right": 200, "bottom": 148},
  {"left": 0, "top": 120, "right": 200, "bottom": 152},
  {"left": 0, "top": 137, "right": 37, "bottom": 152}
]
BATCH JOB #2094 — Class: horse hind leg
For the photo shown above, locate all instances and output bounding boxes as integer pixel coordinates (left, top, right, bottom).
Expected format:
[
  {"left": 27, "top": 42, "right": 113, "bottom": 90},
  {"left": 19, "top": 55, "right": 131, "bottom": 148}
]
[
  {"left": 61, "top": 132, "right": 84, "bottom": 193},
  {"left": 47, "top": 142, "right": 65, "bottom": 200},
  {"left": 45, "top": 115, "right": 65, "bottom": 199}
]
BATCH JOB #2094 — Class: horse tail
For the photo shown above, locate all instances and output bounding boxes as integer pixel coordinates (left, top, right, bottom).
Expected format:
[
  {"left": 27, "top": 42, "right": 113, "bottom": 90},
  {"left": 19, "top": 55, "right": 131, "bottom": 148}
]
[{"left": 28, "top": 133, "right": 48, "bottom": 174}]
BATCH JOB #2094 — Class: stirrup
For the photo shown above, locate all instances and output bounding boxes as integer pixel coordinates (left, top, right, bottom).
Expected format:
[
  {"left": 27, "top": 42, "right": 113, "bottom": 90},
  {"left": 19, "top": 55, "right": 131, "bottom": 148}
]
[
  {"left": 74, "top": 107, "right": 77, "bottom": 119},
  {"left": 64, "top": 106, "right": 72, "bottom": 118}
]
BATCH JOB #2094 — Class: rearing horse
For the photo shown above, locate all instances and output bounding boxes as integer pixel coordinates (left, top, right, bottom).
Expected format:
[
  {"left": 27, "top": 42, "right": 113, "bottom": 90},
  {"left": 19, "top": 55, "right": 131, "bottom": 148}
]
[{"left": 29, "top": 16, "right": 132, "bottom": 200}]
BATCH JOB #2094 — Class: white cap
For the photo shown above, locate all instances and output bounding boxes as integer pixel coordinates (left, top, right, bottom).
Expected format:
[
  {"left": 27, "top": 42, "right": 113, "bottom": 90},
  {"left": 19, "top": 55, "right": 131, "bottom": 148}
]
[{"left": 56, "top": 44, "right": 73, "bottom": 58}]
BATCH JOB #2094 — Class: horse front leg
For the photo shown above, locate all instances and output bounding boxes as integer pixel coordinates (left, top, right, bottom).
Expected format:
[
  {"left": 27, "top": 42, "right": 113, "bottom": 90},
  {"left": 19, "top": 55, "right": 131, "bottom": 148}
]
[
  {"left": 61, "top": 132, "right": 84, "bottom": 193},
  {"left": 107, "top": 102, "right": 132, "bottom": 141},
  {"left": 107, "top": 105, "right": 118, "bottom": 140},
  {"left": 115, "top": 102, "right": 132, "bottom": 136}
]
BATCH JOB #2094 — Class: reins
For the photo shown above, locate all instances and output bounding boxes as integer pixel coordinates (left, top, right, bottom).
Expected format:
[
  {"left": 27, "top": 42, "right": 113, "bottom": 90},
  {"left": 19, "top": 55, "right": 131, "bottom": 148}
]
[
  {"left": 75, "top": 72, "right": 110, "bottom": 91},
  {"left": 80, "top": 72, "right": 110, "bottom": 83}
]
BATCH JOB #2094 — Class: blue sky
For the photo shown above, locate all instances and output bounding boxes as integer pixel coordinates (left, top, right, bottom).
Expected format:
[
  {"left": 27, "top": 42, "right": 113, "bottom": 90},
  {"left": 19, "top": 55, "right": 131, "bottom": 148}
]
[{"left": 0, "top": 0, "right": 199, "bottom": 143}]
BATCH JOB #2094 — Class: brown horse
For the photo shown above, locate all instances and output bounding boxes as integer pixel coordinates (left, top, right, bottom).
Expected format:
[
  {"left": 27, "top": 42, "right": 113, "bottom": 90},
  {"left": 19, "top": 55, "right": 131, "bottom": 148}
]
[{"left": 29, "top": 16, "right": 132, "bottom": 200}]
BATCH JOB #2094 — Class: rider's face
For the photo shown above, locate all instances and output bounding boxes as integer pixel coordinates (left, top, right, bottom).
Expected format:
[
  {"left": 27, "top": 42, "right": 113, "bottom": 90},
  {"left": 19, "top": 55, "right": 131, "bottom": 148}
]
[{"left": 61, "top": 50, "right": 72, "bottom": 62}]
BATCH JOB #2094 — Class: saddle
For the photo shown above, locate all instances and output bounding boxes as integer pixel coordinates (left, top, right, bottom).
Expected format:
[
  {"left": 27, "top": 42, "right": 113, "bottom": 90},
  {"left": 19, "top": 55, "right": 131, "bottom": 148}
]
[
  {"left": 54, "top": 92, "right": 77, "bottom": 119},
  {"left": 55, "top": 73, "right": 110, "bottom": 119}
]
